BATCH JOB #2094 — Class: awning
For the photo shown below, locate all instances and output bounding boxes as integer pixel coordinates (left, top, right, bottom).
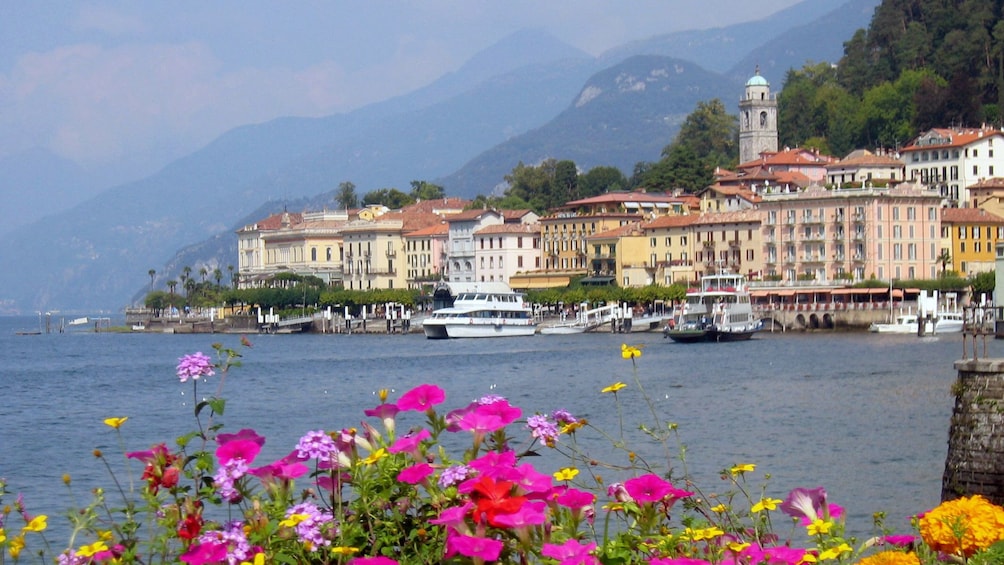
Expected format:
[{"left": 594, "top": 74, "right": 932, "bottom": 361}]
[
  {"left": 868, "top": 288, "right": 886, "bottom": 294},
  {"left": 750, "top": 290, "right": 771, "bottom": 297},
  {"left": 891, "top": 289, "right": 904, "bottom": 299},
  {"left": 830, "top": 288, "right": 854, "bottom": 295},
  {"left": 777, "top": 290, "right": 796, "bottom": 297},
  {"left": 579, "top": 276, "right": 615, "bottom": 286}
]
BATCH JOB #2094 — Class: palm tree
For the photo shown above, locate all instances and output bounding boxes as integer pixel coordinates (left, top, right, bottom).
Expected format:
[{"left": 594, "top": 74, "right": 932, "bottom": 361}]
[
  {"left": 148, "top": 269, "right": 156, "bottom": 291},
  {"left": 167, "top": 279, "right": 178, "bottom": 294},
  {"left": 213, "top": 268, "right": 223, "bottom": 287},
  {"left": 227, "top": 265, "right": 235, "bottom": 288},
  {"left": 183, "top": 266, "right": 192, "bottom": 283},
  {"left": 199, "top": 267, "right": 208, "bottom": 282},
  {"left": 936, "top": 249, "right": 952, "bottom": 277}
]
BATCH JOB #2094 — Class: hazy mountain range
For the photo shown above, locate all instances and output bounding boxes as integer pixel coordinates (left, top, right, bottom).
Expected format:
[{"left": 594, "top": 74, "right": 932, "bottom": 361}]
[{"left": 0, "top": 0, "right": 881, "bottom": 314}]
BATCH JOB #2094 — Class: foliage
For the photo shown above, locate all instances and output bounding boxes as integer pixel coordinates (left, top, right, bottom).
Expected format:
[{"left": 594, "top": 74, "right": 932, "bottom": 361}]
[
  {"left": 637, "top": 99, "right": 734, "bottom": 191},
  {"left": 525, "top": 283, "right": 686, "bottom": 307},
  {"left": 336, "top": 182, "right": 359, "bottom": 209},
  {"left": 409, "top": 181, "right": 446, "bottom": 202},
  {"left": 362, "top": 188, "right": 415, "bottom": 209},
  {"left": 4, "top": 342, "right": 1004, "bottom": 565},
  {"left": 969, "top": 271, "right": 996, "bottom": 297}
]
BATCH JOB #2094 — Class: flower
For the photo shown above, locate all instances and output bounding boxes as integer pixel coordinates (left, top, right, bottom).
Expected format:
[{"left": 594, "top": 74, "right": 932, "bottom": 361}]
[
  {"left": 21, "top": 515, "right": 47, "bottom": 533},
  {"left": 397, "top": 463, "right": 434, "bottom": 485},
  {"left": 446, "top": 532, "right": 503, "bottom": 561},
  {"left": 554, "top": 467, "right": 579, "bottom": 481},
  {"left": 780, "top": 487, "right": 828, "bottom": 523},
  {"left": 350, "top": 558, "right": 399, "bottom": 565},
  {"left": 602, "top": 381, "right": 627, "bottom": 394},
  {"left": 438, "top": 464, "right": 473, "bottom": 488},
  {"left": 468, "top": 475, "right": 527, "bottom": 527},
  {"left": 75, "top": 541, "right": 109, "bottom": 557},
  {"left": 623, "top": 474, "right": 682, "bottom": 504},
  {"left": 103, "top": 417, "right": 128, "bottom": 429},
  {"left": 918, "top": 494, "right": 1004, "bottom": 557},
  {"left": 176, "top": 352, "right": 215, "bottom": 382},
  {"left": 360, "top": 448, "right": 387, "bottom": 465},
  {"left": 527, "top": 414, "right": 560, "bottom": 446},
  {"left": 295, "top": 430, "right": 340, "bottom": 463},
  {"left": 750, "top": 497, "right": 782, "bottom": 513},
  {"left": 730, "top": 463, "right": 755, "bottom": 475},
  {"left": 621, "top": 343, "right": 643, "bottom": 359},
  {"left": 855, "top": 551, "right": 921, "bottom": 565},
  {"left": 395, "top": 384, "right": 446, "bottom": 412},
  {"left": 806, "top": 518, "right": 832, "bottom": 536},
  {"left": 817, "top": 542, "right": 852, "bottom": 560},
  {"left": 541, "top": 538, "right": 598, "bottom": 565}
]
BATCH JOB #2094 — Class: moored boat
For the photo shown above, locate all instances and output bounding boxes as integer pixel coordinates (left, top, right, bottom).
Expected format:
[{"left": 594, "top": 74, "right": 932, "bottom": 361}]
[
  {"left": 663, "top": 270, "right": 762, "bottom": 343},
  {"left": 423, "top": 282, "right": 536, "bottom": 339}
]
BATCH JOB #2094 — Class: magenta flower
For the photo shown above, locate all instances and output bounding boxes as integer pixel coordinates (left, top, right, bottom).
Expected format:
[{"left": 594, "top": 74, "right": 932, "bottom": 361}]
[
  {"left": 649, "top": 558, "right": 711, "bottom": 565},
  {"left": 453, "top": 409, "right": 505, "bottom": 435},
  {"left": 397, "top": 463, "right": 435, "bottom": 485},
  {"left": 779, "top": 487, "right": 827, "bottom": 522},
  {"left": 249, "top": 451, "right": 309, "bottom": 483},
  {"left": 492, "top": 500, "right": 547, "bottom": 528},
  {"left": 176, "top": 352, "right": 215, "bottom": 382},
  {"left": 624, "top": 474, "right": 674, "bottom": 503},
  {"left": 429, "top": 502, "right": 474, "bottom": 532},
  {"left": 350, "top": 558, "right": 399, "bottom": 565},
  {"left": 881, "top": 534, "right": 917, "bottom": 547},
  {"left": 217, "top": 428, "right": 266, "bottom": 447},
  {"left": 215, "top": 439, "right": 262, "bottom": 466},
  {"left": 396, "top": 384, "right": 446, "bottom": 412},
  {"left": 388, "top": 429, "right": 431, "bottom": 456},
  {"left": 513, "top": 463, "right": 553, "bottom": 496},
  {"left": 179, "top": 541, "right": 228, "bottom": 564},
  {"left": 364, "top": 403, "right": 400, "bottom": 434},
  {"left": 555, "top": 486, "right": 596, "bottom": 510},
  {"left": 740, "top": 544, "right": 807, "bottom": 565},
  {"left": 445, "top": 532, "right": 504, "bottom": 561},
  {"left": 541, "top": 539, "right": 599, "bottom": 565}
]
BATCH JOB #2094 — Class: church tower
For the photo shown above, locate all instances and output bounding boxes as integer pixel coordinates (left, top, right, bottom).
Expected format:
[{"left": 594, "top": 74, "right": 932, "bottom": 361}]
[{"left": 738, "top": 67, "right": 778, "bottom": 165}]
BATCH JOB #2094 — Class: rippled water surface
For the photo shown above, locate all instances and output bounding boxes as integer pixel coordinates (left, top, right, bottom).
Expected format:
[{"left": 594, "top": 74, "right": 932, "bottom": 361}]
[{"left": 3, "top": 316, "right": 998, "bottom": 541}]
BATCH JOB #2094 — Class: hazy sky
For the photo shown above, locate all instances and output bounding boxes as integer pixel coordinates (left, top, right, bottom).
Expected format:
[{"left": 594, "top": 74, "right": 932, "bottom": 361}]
[{"left": 0, "top": 1, "right": 802, "bottom": 175}]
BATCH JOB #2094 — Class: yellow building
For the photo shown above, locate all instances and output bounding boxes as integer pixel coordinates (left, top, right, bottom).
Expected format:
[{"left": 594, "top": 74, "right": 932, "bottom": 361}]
[
  {"left": 636, "top": 215, "right": 699, "bottom": 284},
  {"left": 586, "top": 222, "right": 648, "bottom": 287},
  {"left": 236, "top": 210, "right": 348, "bottom": 287},
  {"left": 941, "top": 207, "right": 1004, "bottom": 276}
]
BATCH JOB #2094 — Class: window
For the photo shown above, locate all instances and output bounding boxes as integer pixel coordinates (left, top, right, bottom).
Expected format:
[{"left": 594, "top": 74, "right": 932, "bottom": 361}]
[
  {"left": 311, "top": 248, "right": 317, "bottom": 261},
  {"left": 650, "top": 237, "right": 656, "bottom": 247},
  {"left": 665, "top": 237, "right": 672, "bottom": 246},
  {"left": 517, "top": 256, "right": 523, "bottom": 268},
  {"left": 907, "top": 207, "right": 916, "bottom": 220},
  {"left": 892, "top": 207, "right": 900, "bottom": 220}
]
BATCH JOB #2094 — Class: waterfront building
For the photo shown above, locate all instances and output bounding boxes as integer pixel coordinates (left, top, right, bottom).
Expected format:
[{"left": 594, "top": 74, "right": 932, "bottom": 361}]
[
  {"left": 758, "top": 182, "right": 942, "bottom": 283},
  {"left": 342, "top": 209, "right": 448, "bottom": 290},
  {"left": 825, "top": 149, "right": 905, "bottom": 187},
  {"left": 445, "top": 209, "right": 504, "bottom": 283},
  {"left": 968, "top": 177, "right": 1004, "bottom": 218},
  {"left": 586, "top": 222, "right": 649, "bottom": 287},
  {"left": 940, "top": 207, "right": 1004, "bottom": 276},
  {"left": 738, "top": 68, "right": 778, "bottom": 165},
  {"left": 236, "top": 209, "right": 349, "bottom": 287},
  {"left": 403, "top": 222, "right": 449, "bottom": 291},
  {"left": 639, "top": 215, "right": 700, "bottom": 284},
  {"left": 692, "top": 210, "right": 763, "bottom": 280},
  {"left": 474, "top": 222, "right": 541, "bottom": 284},
  {"left": 900, "top": 126, "right": 1004, "bottom": 206}
]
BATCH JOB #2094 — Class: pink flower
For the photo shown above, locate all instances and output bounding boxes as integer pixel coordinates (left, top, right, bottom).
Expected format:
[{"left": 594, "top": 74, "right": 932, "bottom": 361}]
[
  {"left": 249, "top": 451, "right": 309, "bottom": 483},
  {"left": 779, "top": 487, "right": 827, "bottom": 523},
  {"left": 397, "top": 463, "right": 435, "bottom": 484},
  {"left": 215, "top": 439, "right": 262, "bottom": 466},
  {"left": 555, "top": 487, "right": 596, "bottom": 510},
  {"left": 179, "top": 541, "right": 228, "bottom": 564},
  {"left": 350, "top": 558, "right": 399, "bottom": 565},
  {"left": 492, "top": 500, "right": 547, "bottom": 528},
  {"left": 542, "top": 539, "right": 599, "bottom": 565},
  {"left": 388, "top": 429, "right": 431, "bottom": 457},
  {"left": 881, "top": 534, "right": 917, "bottom": 547},
  {"left": 364, "top": 403, "right": 400, "bottom": 434},
  {"left": 217, "top": 428, "right": 266, "bottom": 447},
  {"left": 176, "top": 352, "right": 215, "bottom": 382},
  {"left": 429, "top": 502, "right": 474, "bottom": 533},
  {"left": 624, "top": 474, "right": 673, "bottom": 503},
  {"left": 445, "top": 532, "right": 504, "bottom": 561},
  {"left": 396, "top": 384, "right": 446, "bottom": 412},
  {"left": 649, "top": 559, "right": 711, "bottom": 565}
]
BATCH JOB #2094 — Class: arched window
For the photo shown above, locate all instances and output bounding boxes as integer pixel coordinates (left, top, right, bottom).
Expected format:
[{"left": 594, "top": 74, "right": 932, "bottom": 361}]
[{"left": 759, "top": 111, "right": 767, "bottom": 126}]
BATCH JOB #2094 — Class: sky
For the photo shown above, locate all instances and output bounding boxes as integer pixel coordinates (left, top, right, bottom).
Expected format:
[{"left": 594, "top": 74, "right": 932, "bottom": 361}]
[{"left": 0, "top": 1, "right": 802, "bottom": 180}]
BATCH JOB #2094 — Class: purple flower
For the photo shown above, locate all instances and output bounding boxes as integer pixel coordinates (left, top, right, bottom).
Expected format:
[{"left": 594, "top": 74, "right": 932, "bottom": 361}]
[
  {"left": 779, "top": 487, "right": 827, "bottom": 523},
  {"left": 295, "top": 430, "right": 339, "bottom": 462},
  {"left": 350, "top": 558, "right": 399, "bottom": 565},
  {"left": 527, "top": 414, "right": 560, "bottom": 446},
  {"left": 438, "top": 464, "right": 473, "bottom": 488},
  {"left": 214, "top": 458, "right": 250, "bottom": 503},
  {"left": 552, "top": 409, "right": 578, "bottom": 425},
  {"left": 195, "top": 521, "right": 252, "bottom": 564},
  {"left": 176, "top": 352, "right": 215, "bottom": 382},
  {"left": 286, "top": 502, "right": 336, "bottom": 550}
]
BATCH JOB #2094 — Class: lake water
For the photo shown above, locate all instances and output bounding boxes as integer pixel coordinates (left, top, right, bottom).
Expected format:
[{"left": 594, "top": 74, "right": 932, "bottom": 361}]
[{"left": 3, "top": 315, "right": 998, "bottom": 544}]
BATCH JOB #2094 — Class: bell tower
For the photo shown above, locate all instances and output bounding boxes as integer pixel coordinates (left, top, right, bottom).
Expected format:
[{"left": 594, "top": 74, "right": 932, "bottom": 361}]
[{"left": 738, "top": 66, "right": 778, "bottom": 165}]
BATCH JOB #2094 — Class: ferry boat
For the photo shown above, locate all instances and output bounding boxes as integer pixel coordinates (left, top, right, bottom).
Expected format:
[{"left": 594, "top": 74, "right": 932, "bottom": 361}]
[
  {"left": 664, "top": 270, "right": 762, "bottom": 343},
  {"left": 868, "top": 311, "right": 964, "bottom": 334},
  {"left": 423, "top": 282, "right": 536, "bottom": 339}
]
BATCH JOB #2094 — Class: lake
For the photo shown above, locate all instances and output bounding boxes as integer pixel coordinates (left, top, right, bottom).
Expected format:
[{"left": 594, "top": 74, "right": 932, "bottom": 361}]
[{"left": 2, "top": 315, "right": 996, "bottom": 543}]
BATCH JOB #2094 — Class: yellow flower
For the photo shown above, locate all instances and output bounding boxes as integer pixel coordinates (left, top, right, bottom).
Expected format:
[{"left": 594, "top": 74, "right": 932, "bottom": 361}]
[
  {"left": 620, "top": 343, "right": 643, "bottom": 359},
  {"left": 601, "top": 382, "right": 627, "bottom": 394},
  {"left": 730, "top": 463, "right": 756, "bottom": 475},
  {"left": 103, "top": 417, "right": 128, "bottom": 429},
  {"left": 553, "top": 467, "right": 579, "bottom": 481},
  {"left": 76, "top": 541, "right": 109, "bottom": 557},
  {"left": 750, "top": 498, "right": 782, "bottom": 513},
  {"left": 378, "top": 388, "right": 389, "bottom": 402},
  {"left": 807, "top": 518, "right": 832, "bottom": 536},
  {"left": 726, "top": 541, "right": 750, "bottom": 553},
  {"left": 710, "top": 503, "right": 728, "bottom": 513},
  {"left": 240, "top": 553, "right": 266, "bottom": 565},
  {"left": 8, "top": 534, "right": 24, "bottom": 558},
  {"left": 683, "top": 526, "right": 724, "bottom": 541},
  {"left": 279, "top": 513, "right": 309, "bottom": 528},
  {"left": 800, "top": 554, "right": 818, "bottom": 564},
  {"left": 361, "top": 448, "right": 387, "bottom": 465},
  {"left": 817, "top": 542, "right": 851, "bottom": 560},
  {"left": 62, "top": 474, "right": 72, "bottom": 485},
  {"left": 21, "top": 515, "right": 47, "bottom": 533},
  {"left": 331, "top": 546, "right": 360, "bottom": 555},
  {"left": 855, "top": 550, "right": 921, "bottom": 565},
  {"left": 0, "top": 528, "right": 5, "bottom": 544},
  {"left": 97, "top": 530, "right": 113, "bottom": 542},
  {"left": 918, "top": 494, "right": 1004, "bottom": 557},
  {"left": 561, "top": 420, "right": 586, "bottom": 434}
]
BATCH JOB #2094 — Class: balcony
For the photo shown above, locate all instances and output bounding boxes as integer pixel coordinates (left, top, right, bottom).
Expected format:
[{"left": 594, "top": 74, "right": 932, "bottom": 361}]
[
  {"left": 386, "top": 250, "right": 397, "bottom": 258},
  {"left": 728, "top": 239, "right": 741, "bottom": 248},
  {"left": 852, "top": 213, "right": 866, "bottom": 222},
  {"left": 702, "top": 240, "right": 716, "bottom": 248},
  {"left": 801, "top": 214, "right": 823, "bottom": 224},
  {"left": 832, "top": 214, "right": 846, "bottom": 223},
  {"left": 804, "top": 232, "right": 825, "bottom": 242}
]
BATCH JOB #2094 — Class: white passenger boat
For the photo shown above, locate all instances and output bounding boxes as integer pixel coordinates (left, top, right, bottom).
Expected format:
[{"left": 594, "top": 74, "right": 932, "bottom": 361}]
[
  {"left": 663, "top": 270, "right": 762, "bottom": 343},
  {"left": 423, "top": 283, "right": 536, "bottom": 339},
  {"left": 868, "top": 312, "right": 964, "bottom": 334}
]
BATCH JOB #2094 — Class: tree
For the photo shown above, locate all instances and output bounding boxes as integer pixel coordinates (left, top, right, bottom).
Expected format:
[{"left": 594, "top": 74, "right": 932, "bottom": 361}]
[
  {"left": 409, "top": 181, "right": 446, "bottom": 201},
  {"left": 578, "top": 166, "right": 627, "bottom": 198},
  {"left": 167, "top": 279, "right": 178, "bottom": 294},
  {"left": 227, "top": 265, "right": 235, "bottom": 288},
  {"left": 336, "top": 181, "right": 358, "bottom": 209},
  {"left": 553, "top": 160, "right": 578, "bottom": 204},
  {"left": 199, "top": 267, "right": 208, "bottom": 283},
  {"left": 362, "top": 188, "right": 415, "bottom": 209},
  {"left": 641, "top": 144, "right": 712, "bottom": 192},
  {"left": 669, "top": 98, "right": 738, "bottom": 170},
  {"left": 213, "top": 268, "right": 223, "bottom": 287},
  {"left": 936, "top": 249, "right": 953, "bottom": 277},
  {"left": 148, "top": 269, "right": 156, "bottom": 291}
]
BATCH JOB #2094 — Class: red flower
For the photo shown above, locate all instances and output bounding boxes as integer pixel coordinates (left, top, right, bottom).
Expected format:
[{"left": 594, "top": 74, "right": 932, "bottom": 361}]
[
  {"left": 177, "top": 513, "right": 204, "bottom": 540},
  {"left": 469, "top": 475, "right": 527, "bottom": 527}
]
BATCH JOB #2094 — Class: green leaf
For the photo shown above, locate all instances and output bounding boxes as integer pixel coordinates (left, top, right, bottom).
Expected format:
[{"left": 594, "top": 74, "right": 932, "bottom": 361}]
[{"left": 208, "top": 397, "right": 226, "bottom": 415}]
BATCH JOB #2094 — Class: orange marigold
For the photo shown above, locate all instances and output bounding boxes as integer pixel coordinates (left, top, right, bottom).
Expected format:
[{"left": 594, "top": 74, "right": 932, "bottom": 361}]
[
  {"left": 855, "top": 550, "right": 920, "bottom": 565},
  {"left": 918, "top": 495, "right": 1004, "bottom": 557}
]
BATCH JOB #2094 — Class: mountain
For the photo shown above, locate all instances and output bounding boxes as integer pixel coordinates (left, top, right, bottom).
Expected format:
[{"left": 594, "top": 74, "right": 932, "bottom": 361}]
[{"left": 0, "top": 1, "right": 876, "bottom": 313}]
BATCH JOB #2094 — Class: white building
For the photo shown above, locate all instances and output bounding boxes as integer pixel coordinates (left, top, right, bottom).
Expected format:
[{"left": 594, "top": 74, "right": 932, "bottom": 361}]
[
  {"left": 473, "top": 223, "right": 540, "bottom": 284},
  {"left": 901, "top": 126, "right": 1004, "bottom": 206}
]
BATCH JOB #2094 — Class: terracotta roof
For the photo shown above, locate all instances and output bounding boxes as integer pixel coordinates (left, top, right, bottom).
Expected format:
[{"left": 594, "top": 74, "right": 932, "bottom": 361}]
[
  {"left": 500, "top": 209, "right": 535, "bottom": 221},
  {"left": 941, "top": 207, "right": 1004, "bottom": 224},
  {"left": 400, "top": 197, "right": 470, "bottom": 215},
  {"left": 692, "top": 210, "right": 762, "bottom": 226},
  {"left": 827, "top": 149, "right": 904, "bottom": 168},
  {"left": 968, "top": 177, "right": 1004, "bottom": 190},
  {"left": 902, "top": 127, "right": 1004, "bottom": 152},
  {"left": 738, "top": 147, "right": 836, "bottom": 169},
  {"left": 539, "top": 212, "right": 642, "bottom": 222},
  {"left": 405, "top": 222, "right": 449, "bottom": 237},
  {"left": 560, "top": 190, "right": 684, "bottom": 207},
  {"left": 447, "top": 208, "right": 501, "bottom": 222},
  {"left": 475, "top": 223, "right": 539, "bottom": 235},
  {"left": 642, "top": 215, "right": 699, "bottom": 229},
  {"left": 253, "top": 211, "right": 304, "bottom": 230}
]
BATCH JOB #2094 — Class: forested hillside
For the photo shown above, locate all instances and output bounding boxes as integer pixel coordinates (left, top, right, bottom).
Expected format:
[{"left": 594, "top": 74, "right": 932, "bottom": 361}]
[{"left": 778, "top": 0, "right": 1004, "bottom": 155}]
